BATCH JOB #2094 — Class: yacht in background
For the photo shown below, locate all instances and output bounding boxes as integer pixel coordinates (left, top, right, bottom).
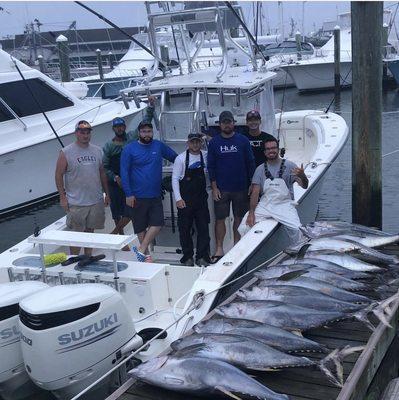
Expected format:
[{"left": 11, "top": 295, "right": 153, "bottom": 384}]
[{"left": 0, "top": 49, "right": 146, "bottom": 215}]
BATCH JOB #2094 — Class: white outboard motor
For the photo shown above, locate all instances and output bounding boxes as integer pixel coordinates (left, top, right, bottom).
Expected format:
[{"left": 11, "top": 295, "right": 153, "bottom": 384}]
[
  {"left": 0, "top": 281, "right": 49, "bottom": 400},
  {"left": 19, "top": 284, "right": 143, "bottom": 399}
]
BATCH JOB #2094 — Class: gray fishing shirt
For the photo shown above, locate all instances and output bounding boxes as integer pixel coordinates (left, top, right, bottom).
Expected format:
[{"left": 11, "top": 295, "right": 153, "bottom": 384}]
[
  {"left": 62, "top": 142, "right": 104, "bottom": 206},
  {"left": 252, "top": 159, "right": 298, "bottom": 199}
]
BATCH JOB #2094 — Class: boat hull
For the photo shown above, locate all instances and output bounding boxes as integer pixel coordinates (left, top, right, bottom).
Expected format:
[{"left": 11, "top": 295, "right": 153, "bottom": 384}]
[
  {"left": 387, "top": 59, "right": 399, "bottom": 85},
  {"left": 282, "top": 60, "right": 352, "bottom": 91},
  {"left": 0, "top": 113, "right": 141, "bottom": 216}
]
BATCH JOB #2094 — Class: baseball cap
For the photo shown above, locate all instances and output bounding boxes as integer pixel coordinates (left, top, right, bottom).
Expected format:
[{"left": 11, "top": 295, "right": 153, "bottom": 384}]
[
  {"left": 138, "top": 120, "right": 153, "bottom": 130},
  {"left": 218, "top": 110, "right": 235, "bottom": 123},
  {"left": 112, "top": 117, "right": 126, "bottom": 127},
  {"left": 75, "top": 120, "right": 92, "bottom": 131},
  {"left": 246, "top": 110, "right": 261, "bottom": 120},
  {"left": 187, "top": 133, "right": 203, "bottom": 141}
]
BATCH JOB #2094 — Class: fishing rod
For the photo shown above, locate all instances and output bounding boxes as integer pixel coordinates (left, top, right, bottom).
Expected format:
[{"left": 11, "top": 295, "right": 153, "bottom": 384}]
[
  {"left": 324, "top": 66, "right": 352, "bottom": 114},
  {"left": 224, "top": 1, "right": 269, "bottom": 64},
  {"left": 11, "top": 56, "right": 65, "bottom": 148},
  {"left": 74, "top": 1, "right": 167, "bottom": 69}
]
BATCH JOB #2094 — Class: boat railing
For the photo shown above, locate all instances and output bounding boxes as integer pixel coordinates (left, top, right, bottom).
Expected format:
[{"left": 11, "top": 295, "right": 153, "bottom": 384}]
[{"left": 0, "top": 96, "right": 28, "bottom": 131}]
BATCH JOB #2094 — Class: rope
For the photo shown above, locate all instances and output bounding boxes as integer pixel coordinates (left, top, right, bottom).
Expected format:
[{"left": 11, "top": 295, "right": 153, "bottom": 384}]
[
  {"left": 277, "top": 71, "right": 288, "bottom": 142},
  {"left": 325, "top": 66, "right": 352, "bottom": 114}
]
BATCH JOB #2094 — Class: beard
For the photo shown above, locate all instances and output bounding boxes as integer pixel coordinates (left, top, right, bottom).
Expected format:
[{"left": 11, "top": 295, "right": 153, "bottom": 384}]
[{"left": 139, "top": 136, "right": 153, "bottom": 144}]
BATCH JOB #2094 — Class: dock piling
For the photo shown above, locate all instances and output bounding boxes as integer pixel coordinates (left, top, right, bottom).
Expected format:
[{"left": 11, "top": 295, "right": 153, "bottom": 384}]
[
  {"left": 351, "top": 1, "right": 383, "bottom": 229},
  {"left": 56, "top": 34, "right": 70, "bottom": 82},
  {"left": 334, "top": 25, "right": 341, "bottom": 97},
  {"left": 37, "top": 54, "right": 45, "bottom": 73}
]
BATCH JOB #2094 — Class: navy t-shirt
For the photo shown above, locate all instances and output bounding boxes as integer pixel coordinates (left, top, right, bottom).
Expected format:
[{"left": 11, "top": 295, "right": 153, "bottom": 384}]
[{"left": 207, "top": 133, "right": 255, "bottom": 192}]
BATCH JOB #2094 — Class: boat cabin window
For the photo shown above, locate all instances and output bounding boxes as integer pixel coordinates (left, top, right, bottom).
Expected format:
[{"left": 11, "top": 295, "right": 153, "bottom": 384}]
[
  {"left": 0, "top": 78, "right": 74, "bottom": 118},
  {"left": 0, "top": 101, "right": 14, "bottom": 122}
]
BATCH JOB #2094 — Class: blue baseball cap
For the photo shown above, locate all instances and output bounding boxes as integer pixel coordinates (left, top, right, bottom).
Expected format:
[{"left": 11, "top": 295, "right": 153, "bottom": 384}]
[{"left": 112, "top": 117, "right": 126, "bottom": 127}]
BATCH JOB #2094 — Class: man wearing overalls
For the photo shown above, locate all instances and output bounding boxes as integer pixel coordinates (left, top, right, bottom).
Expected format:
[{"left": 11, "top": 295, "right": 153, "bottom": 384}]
[
  {"left": 172, "top": 133, "right": 211, "bottom": 266},
  {"left": 240, "top": 137, "right": 308, "bottom": 243}
]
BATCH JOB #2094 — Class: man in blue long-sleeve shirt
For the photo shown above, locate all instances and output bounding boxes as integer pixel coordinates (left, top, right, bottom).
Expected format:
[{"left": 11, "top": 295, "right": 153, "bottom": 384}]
[
  {"left": 207, "top": 110, "right": 255, "bottom": 263},
  {"left": 121, "top": 121, "right": 177, "bottom": 262}
]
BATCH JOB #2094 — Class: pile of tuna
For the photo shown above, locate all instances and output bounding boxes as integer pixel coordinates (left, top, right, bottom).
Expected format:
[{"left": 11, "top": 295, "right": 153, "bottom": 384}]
[{"left": 131, "top": 221, "right": 399, "bottom": 400}]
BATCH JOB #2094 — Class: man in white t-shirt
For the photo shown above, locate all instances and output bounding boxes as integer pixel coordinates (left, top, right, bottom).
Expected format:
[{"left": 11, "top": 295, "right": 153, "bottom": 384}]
[{"left": 172, "top": 133, "right": 211, "bottom": 266}]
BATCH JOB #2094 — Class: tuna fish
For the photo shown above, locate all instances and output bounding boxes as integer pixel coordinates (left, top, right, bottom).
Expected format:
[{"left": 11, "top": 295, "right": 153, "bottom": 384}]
[
  {"left": 216, "top": 300, "right": 357, "bottom": 331},
  {"left": 255, "top": 268, "right": 370, "bottom": 292},
  {"left": 193, "top": 317, "right": 328, "bottom": 353},
  {"left": 257, "top": 276, "right": 372, "bottom": 304},
  {"left": 171, "top": 333, "right": 315, "bottom": 371},
  {"left": 281, "top": 258, "right": 373, "bottom": 280},
  {"left": 238, "top": 285, "right": 364, "bottom": 313},
  {"left": 303, "top": 252, "right": 382, "bottom": 272},
  {"left": 130, "top": 355, "right": 290, "bottom": 399}
]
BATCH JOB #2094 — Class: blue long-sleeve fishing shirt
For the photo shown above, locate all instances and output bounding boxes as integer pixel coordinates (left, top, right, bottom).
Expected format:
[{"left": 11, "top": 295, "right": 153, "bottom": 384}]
[
  {"left": 207, "top": 133, "right": 255, "bottom": 192},
  {"left": 121, "top": 139, "right": 177, "bottom": 198}
]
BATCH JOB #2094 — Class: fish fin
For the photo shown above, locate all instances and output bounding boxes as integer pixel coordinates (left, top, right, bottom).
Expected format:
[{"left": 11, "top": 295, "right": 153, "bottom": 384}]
[
  {"left": 215, "top": 386, "right": 242, "bottom": 400},
  {"left": 290, "top": 330, "right": 304, "bottom": 337},
  {"left": 296, "top": 242, "right": 312, "bottom": 259},
  {"left": 352, "top": 307, "right": 376, "bottom": 331},
  {"left": 319, "top": 346, "right": 365, "bottom": 387},
  {"left": 277, "top": 270, "right": 309, "bottom": 281}
]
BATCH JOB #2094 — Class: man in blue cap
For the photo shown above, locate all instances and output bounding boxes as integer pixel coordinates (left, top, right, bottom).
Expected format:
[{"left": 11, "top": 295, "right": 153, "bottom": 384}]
[{"left": 103, "top": 96, "right": 155, "bottom": 237}]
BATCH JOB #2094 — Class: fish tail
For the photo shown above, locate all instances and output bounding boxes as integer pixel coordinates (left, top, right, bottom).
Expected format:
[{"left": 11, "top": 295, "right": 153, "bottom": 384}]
[
  {"left": 319, "top": 346, "right": 365, "bottom": 387},
  {"left": 352, "top": 305, "right": 376, "bottom": 331},
  {"left": 371, "top": 292, "right": 399, "bottom": 328}
]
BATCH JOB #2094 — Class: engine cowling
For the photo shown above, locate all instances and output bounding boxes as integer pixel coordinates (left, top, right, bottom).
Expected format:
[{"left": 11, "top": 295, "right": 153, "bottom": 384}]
[
  {"left": 19, "top": 283, "right": 142, "bottom": 399},
  {"left": 0, "top": 281, "right": 48, "bottom": 400}
]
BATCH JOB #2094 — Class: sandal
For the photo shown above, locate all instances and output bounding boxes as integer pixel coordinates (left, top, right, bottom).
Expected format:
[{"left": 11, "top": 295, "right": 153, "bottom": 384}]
[
  {"left": 77, "top": 254, "right": 106, "bottom": 267},
  {"left": 210, "top": 255, "right": 224, "bottom": 264}
]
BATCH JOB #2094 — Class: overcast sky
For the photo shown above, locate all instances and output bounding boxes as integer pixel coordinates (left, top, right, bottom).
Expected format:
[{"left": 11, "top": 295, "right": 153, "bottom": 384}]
[{"left": 0, "top": 1, "right": 397, "bottom": 39}]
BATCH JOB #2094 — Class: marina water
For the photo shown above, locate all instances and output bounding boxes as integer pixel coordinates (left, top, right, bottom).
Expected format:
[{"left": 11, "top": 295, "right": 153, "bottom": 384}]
[{"left": 1, "top": 87, "right": 399, "bottom": 253}]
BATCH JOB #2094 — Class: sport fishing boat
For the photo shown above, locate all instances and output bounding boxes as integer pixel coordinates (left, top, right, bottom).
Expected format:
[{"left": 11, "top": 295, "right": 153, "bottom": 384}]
[
  {"left": 0, "top": 3, "right": 349, "bottom": 400},
  {"left": 0, "top": 48, "right": 146, "bottom": 216}
]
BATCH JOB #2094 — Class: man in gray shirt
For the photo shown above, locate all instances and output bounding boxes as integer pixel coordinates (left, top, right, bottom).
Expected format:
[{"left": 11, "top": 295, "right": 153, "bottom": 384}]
[
  {"left": 55, "top": 120, "right": 110, "bottom": 255},
  {"left": 241, "top": 137, "right": 308, "bottom": 242}
]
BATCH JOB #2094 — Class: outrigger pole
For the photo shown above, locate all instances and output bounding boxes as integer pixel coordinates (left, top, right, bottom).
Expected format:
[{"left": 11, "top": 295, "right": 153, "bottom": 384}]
[{"left": 74, "top": 1, "right": 167, "bottom": 68}]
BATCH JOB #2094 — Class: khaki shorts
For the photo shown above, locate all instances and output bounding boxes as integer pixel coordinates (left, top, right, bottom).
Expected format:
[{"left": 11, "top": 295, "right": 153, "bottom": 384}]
[{"left": 66, "top": 203, "right": 105, "bottom": 231}]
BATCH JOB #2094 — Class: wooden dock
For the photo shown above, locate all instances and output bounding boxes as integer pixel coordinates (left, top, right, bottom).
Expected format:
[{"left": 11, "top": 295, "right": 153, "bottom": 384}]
[{"left": 108, "top": 244, "right": 399, "bottom": 400}]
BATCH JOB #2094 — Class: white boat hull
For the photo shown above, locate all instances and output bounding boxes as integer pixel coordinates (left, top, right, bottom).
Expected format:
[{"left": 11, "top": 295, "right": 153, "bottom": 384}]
[
  {"left": 282, "top": 60, "right": 352, "bottom": 91},
  {"left": 0, "top": 113, "right": 142, "bottom": 215}
]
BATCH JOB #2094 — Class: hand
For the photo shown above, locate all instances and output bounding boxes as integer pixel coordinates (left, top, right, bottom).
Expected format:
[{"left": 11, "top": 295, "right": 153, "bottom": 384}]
[
  {"left": 126, "top": 196, "right": 136, "bottom": 208},
  {"left": 176, "top": 199, "right": 186, "bottom": 209},
  {"left": 212, "top": 188, "right": 221, "bottom": 201},
  {"left": 115, "top": 176, "right": 122, "bottom": 188},
  {"left": 60, "top": 194, "right": 69, "bottom": 212},
  {"left": 104, "top": 194, "right": 110, "bottom": 207},
  {"left": 246, "top": 211, "right": 256, "bottom": 227},
  {"left": 148, "top": 95, "right": 156, "bottom": 107},
  {"left": 292, "top": 163, "right": 306, "bottom": 179}
]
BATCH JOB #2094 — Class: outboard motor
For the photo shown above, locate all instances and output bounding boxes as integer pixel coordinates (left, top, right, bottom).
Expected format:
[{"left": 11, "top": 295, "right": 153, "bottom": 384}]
[
  {"left": 19, "top": 284, "right": 142, "bottom": 399},
  {"left": 0, "top": 281, "right": 48, "bottom": 400}
]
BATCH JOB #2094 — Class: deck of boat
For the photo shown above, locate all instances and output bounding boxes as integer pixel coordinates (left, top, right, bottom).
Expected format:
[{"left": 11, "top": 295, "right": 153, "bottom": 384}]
[{"left": 107, "top": 244, "right": 399, "bottom": 400}]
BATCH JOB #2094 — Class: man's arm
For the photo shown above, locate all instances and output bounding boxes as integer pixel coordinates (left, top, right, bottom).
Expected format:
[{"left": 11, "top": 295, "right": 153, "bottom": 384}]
[
  {"left": 102, "top": 143, "right": 116, "bottom": 183},
  {"left": 55, "top": 151, "right": 69, "bottom": 212},
  {"left": 161, "top": 143, "right": 178, "bottom": 163},
  {"left": 246, "top": 184, "right": 261, "bottom": 226},
  {"left": 171, "top": 154, "right": 185, "bottom": 208},
  {"left": 244, "top": 138, "right": 256, "bottom": 180},
  {"left": 99, "top": 163, "right": 110, "bottom": 206},
  {"left": 292, "top": 163, "right": 309, "bottom": 189},
  {"left": 207, "top": 142, "right": 220, "bottom": 201}
]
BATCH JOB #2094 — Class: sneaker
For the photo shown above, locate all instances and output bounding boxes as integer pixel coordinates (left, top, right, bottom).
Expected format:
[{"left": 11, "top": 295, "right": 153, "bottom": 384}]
[
  {"left": 144, "top": 255, "right": 153, "bottom": 263},
  {"left": 132, "top": 246, "right": 146, "bottom": 262},
  {"left": 196, "top": 257, "right": 211, "bottom": 267},
  {"left": 180, "top": 256, "right": 194, "bottom": 266}
]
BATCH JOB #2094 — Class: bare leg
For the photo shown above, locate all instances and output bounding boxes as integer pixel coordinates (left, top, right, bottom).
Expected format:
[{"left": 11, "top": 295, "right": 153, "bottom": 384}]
[
  {"left": 83, "top": 228, "right": 94, "bottom": 256},
  {"left": 233, "top": 217, "right": 243, "bottom": 244},
  {"left": 214, "top": 219, "right": 226, "bottom": 257},
  {"left": 138, "top": 226, "right": 162, "bottom": 254},
  {"left": 111, "top": 217, "right": 131, "bottom": 235}
]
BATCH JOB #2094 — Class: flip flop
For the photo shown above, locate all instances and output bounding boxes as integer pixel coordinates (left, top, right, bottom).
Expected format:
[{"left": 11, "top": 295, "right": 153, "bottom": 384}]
[
  {"left": 61, "top": 254, "right": 89, "bottom": 266},
  {"left": 77, "top": 254, "right": 106, "bottom": 267},
  {"left": 210, "top": 255, "right": 224, "bottom": 264}
]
